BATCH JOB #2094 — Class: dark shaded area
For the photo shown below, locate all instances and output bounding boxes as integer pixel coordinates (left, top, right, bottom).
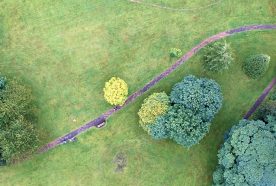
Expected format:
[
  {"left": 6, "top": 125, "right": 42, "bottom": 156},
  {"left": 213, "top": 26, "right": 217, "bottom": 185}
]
[
  {"left": 244, "top": 77, "right": 276, "bottom": 119},
  {"left": 113, "top": 152, "right": 127, "bottom": 173}
]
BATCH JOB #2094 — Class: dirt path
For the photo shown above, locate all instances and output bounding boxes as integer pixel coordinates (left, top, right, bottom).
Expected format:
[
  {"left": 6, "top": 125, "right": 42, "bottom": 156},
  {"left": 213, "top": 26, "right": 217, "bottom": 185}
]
[
  {"left": 243, "top": 77, "right": 276, "bottom": 119},
  {"left": 38, "top": 24, "right": 276, "bottom": 153}
]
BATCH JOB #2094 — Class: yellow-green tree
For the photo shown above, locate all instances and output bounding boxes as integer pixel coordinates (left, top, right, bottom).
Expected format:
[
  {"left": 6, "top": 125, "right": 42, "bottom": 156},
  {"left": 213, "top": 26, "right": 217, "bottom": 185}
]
[
  {"left": 103, "top": 77, "right": 128, "bottom": 106},
  {"left": 138, "top": 92, "right": 169, "bottom": 133}
]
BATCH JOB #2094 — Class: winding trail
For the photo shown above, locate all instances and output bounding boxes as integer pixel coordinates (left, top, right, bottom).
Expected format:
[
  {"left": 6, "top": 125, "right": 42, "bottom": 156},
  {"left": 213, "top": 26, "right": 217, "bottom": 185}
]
[
  {"left": 38, "top": 24, "right": 276, "bottom": 153},
  {"left": 244, "top": 77, "right": 276, "bottom": 119}
]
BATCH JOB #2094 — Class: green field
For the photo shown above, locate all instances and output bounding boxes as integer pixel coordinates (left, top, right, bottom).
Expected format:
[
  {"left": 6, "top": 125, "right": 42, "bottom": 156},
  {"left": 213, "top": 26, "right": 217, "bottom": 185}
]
[{"left": 0, "top": 0, "right": 276, "bottom": 185}]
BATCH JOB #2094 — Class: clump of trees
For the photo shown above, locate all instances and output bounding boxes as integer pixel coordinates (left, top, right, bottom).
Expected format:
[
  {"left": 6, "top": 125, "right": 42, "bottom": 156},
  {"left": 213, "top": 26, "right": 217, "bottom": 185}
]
[
  {"left": 138, "top": 92, "right": 169, "bottom": 133},
  {"left": 169, "top": 48, "right": 182, "bottom": 58},
  {"left": 243, "top": 54, "right": 270, "bottom": 79},
  {"left": 254, "top": 88, "right": 276, "bottom": 123},
  {"left": 138, "top": 75, "right": 223, "bottom": 147},
  {"left": 103, "top": 77, "right": 128, "bottom": 106},
  {"left": 213, "top": 117, "right": 276, "bottom": 186},
  {"left": 0, "top": 76, "right": 39, "bottom": 164},
  {"left": 202, "top": 41, "right": 233, "bottom": 72}
]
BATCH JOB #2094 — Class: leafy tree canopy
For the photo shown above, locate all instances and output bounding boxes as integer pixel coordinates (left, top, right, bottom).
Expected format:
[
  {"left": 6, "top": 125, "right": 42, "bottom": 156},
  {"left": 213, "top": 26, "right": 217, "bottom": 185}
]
[
  {"left": 138, "top": 92, "right": 169, "bottom": 133},
  {"left": 213, "top": 118, "right": 276, "bottom": 186},
  {"left": 170, "top": 75, "right": 223, "bottom": 121},
  {"left": 0, "top": 78, "right": 39, "bottom": 163},
  {"left": 243, "top": 54, "right": 270, "bottom": 79},
  {"left": 103, "top": 77, "right": 128, "bottom": 106},
  {"left": 203, "top": 41, "right": 233, "bottom": 72}
]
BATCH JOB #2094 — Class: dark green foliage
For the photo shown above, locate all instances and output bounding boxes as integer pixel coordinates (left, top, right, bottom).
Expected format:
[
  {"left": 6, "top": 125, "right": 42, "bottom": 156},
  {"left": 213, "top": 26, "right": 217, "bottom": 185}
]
[
  {"left": 243, "top": 54, "right": 270, "bottom": 79},
  {"left": 170, "top": 75, "right": 223, "bottom": 121},
  {"left": 169, "top": 48, "right": 182, "bottom": 58},
  {"left": 149, "top": 75, "right": 223, "bottom": 147},
  {"left": 0, "top": 117, "right": 38, "bottom": 162},
  {"left": 0, "top": 75, "right": 6, "bottom": 90},
  {"left": 148, "top": 115, "right": 169, "bottom": 140},
  {"left": 254, "top": 89, "right": 276, "bottom": 122},
  {"left": 0, "top": 78, "right": 39, "bottom": 163},
  {"left": 254, "top": 100, "right": 276, "bottom": 122},
  {"left": 213, "top": 118, "right": 276, "bottom": 186},
  {"left": 0, "top": 147, "right": 6, "bottom": 166},
  {"left": 203, "top": 41, "right": 233, "bottom": 72},
  {"left": 269, "top": 88, "right": 276, "bottom": 101}
]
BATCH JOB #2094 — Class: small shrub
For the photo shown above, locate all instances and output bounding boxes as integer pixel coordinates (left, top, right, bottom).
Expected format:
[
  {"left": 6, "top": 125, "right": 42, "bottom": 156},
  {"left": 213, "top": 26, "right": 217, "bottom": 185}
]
[
  {"left": 103, "top": 77, "right": 128, "bottom": 106},
  {"left": 203, "top": 41, "right": 233, "bottom": 72},
  {"left": 243, "top": 54, "right": 270, "bottom": 79},
  {"left": 169, "top": 48, "right": 182, "bottom": 58},
  {"left": 138, "top": 92, "right": 169, "bottom": 132}
]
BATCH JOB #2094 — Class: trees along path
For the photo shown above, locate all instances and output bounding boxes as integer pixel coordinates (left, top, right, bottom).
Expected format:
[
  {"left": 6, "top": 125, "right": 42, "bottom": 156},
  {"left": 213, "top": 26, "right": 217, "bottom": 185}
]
[{"left": 39, "top": 24, "right": 276, "bottom": 153}]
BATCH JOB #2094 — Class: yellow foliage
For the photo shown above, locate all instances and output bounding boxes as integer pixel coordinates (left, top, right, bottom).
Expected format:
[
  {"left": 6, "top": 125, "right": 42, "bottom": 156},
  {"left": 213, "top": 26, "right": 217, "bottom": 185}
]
[
  {"left": 138, "top": 92, "right": 169, "bottom": 132},
  {"left": 103, "top": 77, "right": 128, "bottom": 106}
]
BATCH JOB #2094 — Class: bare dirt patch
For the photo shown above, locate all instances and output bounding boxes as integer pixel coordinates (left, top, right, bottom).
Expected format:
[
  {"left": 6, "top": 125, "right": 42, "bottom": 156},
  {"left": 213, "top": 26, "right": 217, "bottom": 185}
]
[{"left": 113, "top": 152, "right": 127, "bottom": 173}]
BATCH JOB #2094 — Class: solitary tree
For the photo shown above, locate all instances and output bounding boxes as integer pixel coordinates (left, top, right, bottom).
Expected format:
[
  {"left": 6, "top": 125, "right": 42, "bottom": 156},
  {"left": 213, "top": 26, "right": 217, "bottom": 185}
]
[
  {"left": 103, "top": 77, "right": 128, "bottom": 106},
  {"left": 213, "top": 118, "right": 276, "bottom": 186},
  {"left": 243, "top": 54, "right": 270, "bottom": 79},
  {"left": 203, "top": 41, "right": 233, "bottom": 72}
]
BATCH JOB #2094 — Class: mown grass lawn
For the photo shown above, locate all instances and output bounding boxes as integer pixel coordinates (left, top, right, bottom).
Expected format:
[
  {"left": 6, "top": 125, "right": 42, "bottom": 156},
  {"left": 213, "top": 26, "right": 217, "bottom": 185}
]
[{"left": 0, "top": 0, "right": 275, "bottom": 185}]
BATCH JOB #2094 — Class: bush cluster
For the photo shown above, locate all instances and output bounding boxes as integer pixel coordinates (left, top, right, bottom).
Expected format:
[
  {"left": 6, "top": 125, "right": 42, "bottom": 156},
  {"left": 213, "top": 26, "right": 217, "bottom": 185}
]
[
  {"left": 103, "top": 77, "right": 128, "bottom": 106},
  {"left": 139, "top": 75, "right": 223, "bottom": 147}
]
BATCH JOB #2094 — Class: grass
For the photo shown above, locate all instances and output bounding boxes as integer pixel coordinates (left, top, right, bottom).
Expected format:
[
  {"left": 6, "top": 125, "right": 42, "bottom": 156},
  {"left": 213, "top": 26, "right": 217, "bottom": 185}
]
[{"left": 0, "top": 0, "right": 275, "bottom": 185}]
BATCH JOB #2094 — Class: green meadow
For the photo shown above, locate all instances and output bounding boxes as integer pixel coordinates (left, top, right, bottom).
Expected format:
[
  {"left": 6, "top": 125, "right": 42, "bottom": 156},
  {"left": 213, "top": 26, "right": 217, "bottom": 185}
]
[{"left": 0, "top": 0, "right": 275, "bottom": 185}]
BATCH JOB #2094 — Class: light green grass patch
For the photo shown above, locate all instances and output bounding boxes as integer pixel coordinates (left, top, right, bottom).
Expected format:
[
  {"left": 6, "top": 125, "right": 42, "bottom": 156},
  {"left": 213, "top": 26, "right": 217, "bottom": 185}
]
[{"left": 0, "top": 0, "right": 275, "bottom": 185}]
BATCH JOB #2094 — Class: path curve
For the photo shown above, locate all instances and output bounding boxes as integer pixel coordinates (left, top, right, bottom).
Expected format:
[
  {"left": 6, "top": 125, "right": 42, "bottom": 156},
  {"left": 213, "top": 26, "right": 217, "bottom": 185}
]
[
  {"left": 38, "top": 24, "right": 276, "bottom": 153},
  {"left": 244, "top": 77, "right": 276, "bottom": 119},
  {"left": 129, "top": 0, "right": 223, "bottom": 12}
]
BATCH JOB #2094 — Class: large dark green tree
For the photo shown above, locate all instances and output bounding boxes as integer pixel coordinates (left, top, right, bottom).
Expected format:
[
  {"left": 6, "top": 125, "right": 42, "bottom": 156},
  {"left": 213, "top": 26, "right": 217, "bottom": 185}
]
[
  {"left": 213, "top": 118, "right": 276, "bottom": 186},
  {"left": 0, "top": 77, "right": 39, "bottom": 163},
  {"left": 203, "top": 41, "right": 233, "bottom": 72},
  {"left": 149, "top": 75, "right": 223, "bottom": 147}
]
